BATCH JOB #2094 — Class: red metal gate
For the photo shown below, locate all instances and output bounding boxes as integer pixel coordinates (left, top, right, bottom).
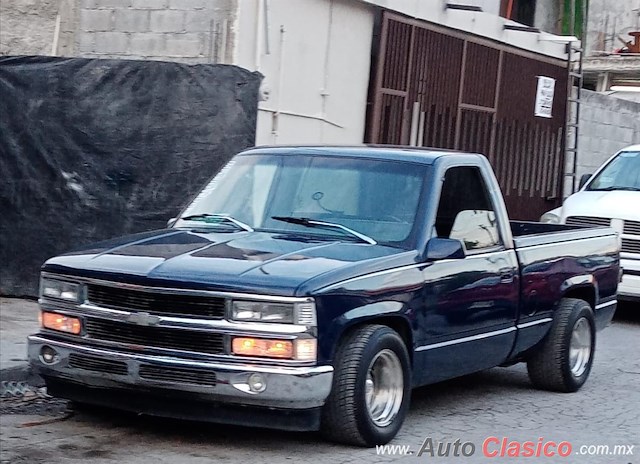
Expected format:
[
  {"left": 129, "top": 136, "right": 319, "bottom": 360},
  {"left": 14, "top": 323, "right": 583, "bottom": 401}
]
[{"left": 367, "top": 12, "right": 568, "bottom": 220}]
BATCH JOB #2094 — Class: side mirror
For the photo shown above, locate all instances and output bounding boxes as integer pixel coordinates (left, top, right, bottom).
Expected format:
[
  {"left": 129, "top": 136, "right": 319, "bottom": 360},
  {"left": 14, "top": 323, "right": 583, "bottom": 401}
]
[
  {"left": 424, "top": 237, "right": 465, "bottom": 261},
  {"left": 167, "top": 217, "right": 177, "bottom": 228},
  {"left": 579, "top": 173, "right": 592, "bottom": 190}
]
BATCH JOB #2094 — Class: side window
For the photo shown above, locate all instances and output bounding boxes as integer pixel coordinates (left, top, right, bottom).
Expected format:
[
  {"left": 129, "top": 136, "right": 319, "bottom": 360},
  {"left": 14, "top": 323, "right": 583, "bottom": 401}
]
[{"left": 435, "top": 166, "right": 502, "bottom": 252}]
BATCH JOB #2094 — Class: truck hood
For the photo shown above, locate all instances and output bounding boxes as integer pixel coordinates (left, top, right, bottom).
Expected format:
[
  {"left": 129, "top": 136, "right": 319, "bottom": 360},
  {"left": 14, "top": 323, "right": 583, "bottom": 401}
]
[
  {"left": 561, "top": 190, "right": 640, "bottom": 222},
  {"left": 43, "top": 228, "right": 408, "bottom": 295}
]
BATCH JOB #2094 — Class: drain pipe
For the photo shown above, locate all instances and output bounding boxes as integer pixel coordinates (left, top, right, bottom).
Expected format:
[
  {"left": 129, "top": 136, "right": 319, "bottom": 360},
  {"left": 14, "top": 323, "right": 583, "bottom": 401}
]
[
  {"left": 272, "top": 25, "right": 286, "bottom": 144},
  {"left": 320, "top": 0, "right": 334, "bottom": 142},
  {"left": 255, "top": 0, "right": 264, "bottom": 71}
]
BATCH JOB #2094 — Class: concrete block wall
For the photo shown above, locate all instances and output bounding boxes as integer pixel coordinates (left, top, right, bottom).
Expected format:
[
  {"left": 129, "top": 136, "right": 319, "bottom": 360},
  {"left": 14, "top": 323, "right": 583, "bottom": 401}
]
[
  {"left": 0, "top": 0, "right": 60, "bottom": 55},
  {"left": 570, "top": 89, "right": 640, "bottom": 193},
  {"left": 76, "top": 0, "right": 237, "bottom": 63}
]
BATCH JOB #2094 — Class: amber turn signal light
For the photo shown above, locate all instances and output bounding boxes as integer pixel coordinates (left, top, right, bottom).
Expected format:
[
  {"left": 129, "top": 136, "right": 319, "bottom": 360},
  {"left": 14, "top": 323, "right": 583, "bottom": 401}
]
[
  {"left": 41, "top": 311, "right": 81, "bottom": 335},
  {"left": 232, "top": 337, "right": 293, "bottom": 359}
]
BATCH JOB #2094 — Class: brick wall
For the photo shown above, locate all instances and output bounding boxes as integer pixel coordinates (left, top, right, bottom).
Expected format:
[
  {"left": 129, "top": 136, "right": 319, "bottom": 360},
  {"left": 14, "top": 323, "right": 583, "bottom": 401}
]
[{"left": 76, "top": 0, "right": 237, "bottom": 63}]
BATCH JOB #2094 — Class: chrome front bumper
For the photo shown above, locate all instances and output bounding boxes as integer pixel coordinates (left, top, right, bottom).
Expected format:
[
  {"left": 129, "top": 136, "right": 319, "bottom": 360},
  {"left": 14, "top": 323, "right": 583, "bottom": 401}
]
[
  {"left": 28, "top": 335, "right": 333, "bottom": 410},
  {"left": 619, "top": 258, "right": 640, "bottom": 302}
]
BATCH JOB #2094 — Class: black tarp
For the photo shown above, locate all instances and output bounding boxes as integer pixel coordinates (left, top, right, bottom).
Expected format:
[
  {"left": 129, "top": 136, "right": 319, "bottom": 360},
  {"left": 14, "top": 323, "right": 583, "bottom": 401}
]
[{"left": 0, "top": 56, "right": 261, "bottom": 297}]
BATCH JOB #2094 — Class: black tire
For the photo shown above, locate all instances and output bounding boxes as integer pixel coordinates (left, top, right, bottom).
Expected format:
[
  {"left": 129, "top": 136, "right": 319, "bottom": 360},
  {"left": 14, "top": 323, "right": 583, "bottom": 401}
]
[
  {"left": 321, "top": 324, "right": 411, "bottom": 447},
  {"left": 527, "top": 298, "right": 596, "bottom": 393}
]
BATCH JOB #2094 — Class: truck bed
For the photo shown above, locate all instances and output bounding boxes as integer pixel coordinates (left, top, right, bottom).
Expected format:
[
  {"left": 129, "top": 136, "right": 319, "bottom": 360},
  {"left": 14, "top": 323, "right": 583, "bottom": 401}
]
[{"left": 510, "top": 220, "right": 616, "bottom": 249}]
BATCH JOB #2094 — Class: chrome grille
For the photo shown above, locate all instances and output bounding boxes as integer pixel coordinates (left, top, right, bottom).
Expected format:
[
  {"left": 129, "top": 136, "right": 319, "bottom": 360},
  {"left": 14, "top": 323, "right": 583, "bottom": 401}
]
[
  {"left": 86, "top": 284, "right": 226, "bottom": 319},
  {"left": 621, "top": 238, "right": 640, "bottom": 254},
  {"left": 623, "top": 220, "right": 640, "bottom": 235},
  {"left": 84, "top": 318, "right": 225, "bottom": 355},
  {"left": 68, "top": 353, "right": 128, "bottom": 375},
  {"left": 139, "top": 365, "right": 217, "bottom": 386},
  {"left": 565, "top": 216, "right": 611, "bottom": 227}
]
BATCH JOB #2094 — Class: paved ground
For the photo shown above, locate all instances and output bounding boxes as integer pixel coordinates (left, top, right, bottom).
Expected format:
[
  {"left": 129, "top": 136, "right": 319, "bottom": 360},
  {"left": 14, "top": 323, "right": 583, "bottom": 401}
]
[
  {"left": 0, "top": 303, "right": 638, "bottom": 464},
  {"left": 0, "top": 299, "right": 39, "bottom": 371}
]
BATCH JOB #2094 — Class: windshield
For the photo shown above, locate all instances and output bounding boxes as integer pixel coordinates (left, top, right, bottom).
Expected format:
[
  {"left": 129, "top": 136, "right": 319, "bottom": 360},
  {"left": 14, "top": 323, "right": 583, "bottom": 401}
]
[
  {"left": 587, "top": 151, "right": 640, "bottom": 191},
  {"left": 175, "top": 154, "right": 428, "bottom": 247}
]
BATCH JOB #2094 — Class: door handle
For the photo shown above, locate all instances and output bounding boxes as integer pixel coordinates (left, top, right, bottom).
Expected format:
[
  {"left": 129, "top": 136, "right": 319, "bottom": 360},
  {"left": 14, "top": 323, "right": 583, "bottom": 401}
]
[{"left": 499, "top": 268, "right": 515, "bottom": 282}]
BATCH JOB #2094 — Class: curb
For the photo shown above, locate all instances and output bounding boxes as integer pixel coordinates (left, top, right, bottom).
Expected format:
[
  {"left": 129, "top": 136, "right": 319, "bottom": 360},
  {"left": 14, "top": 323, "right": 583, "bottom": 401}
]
[{"left": 0, "top": 365, "right": 44, "bottom": 387}]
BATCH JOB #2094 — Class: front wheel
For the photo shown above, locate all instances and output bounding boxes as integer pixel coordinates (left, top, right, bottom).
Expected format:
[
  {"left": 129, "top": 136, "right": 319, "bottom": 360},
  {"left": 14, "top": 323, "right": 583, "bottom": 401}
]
[
  {"left": 321, "top": 324, "right": 411, "bottom": 447},
  {"left": 527, "top": 298, "right": 596, "bottom": 392}
]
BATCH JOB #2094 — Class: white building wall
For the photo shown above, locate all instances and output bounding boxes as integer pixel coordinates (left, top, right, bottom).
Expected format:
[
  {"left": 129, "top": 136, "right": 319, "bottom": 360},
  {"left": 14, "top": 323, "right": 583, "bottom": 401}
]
[{"left": 235, "top": 0, "right": 375, "bottom": 145}]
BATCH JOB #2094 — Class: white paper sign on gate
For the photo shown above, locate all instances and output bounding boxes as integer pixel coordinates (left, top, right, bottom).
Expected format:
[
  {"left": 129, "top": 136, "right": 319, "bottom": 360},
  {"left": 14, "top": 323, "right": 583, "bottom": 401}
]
[{"left": 535, "top": 76, "right": 556, "bottom": 118}]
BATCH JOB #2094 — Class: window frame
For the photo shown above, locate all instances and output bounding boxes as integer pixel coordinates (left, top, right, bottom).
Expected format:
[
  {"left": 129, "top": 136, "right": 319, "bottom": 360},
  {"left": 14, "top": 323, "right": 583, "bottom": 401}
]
[{"left": 434, "top": 165, "right": 505, "bottom": 255}]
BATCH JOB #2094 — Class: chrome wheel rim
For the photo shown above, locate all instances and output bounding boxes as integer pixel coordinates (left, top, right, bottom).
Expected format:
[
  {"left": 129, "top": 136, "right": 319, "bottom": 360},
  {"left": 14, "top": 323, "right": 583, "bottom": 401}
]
[
  {"left": 365, "top": 349, "right": 404, "bottom": 427},
  {"left": 569, "top": 317, "right": 592, "bottom": 377}
]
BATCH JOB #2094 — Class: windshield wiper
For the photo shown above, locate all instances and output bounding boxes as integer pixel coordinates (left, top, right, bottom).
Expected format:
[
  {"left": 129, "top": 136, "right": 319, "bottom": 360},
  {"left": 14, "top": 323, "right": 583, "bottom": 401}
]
[
  {"left": 589, "top": 186, "right": 640, "bottom": 192},
  {"left": 181, "top": 214, "right": 254, "bottom": 232},
  {"left": 271, "top": 216, "right": 376, "bottom": 245}
]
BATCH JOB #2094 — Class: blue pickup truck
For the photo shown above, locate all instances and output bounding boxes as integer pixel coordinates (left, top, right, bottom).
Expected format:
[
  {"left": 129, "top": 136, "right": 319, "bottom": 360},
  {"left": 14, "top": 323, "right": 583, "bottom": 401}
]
[{"left": 28, "top": 146, "right": 620, "bottom": 446}]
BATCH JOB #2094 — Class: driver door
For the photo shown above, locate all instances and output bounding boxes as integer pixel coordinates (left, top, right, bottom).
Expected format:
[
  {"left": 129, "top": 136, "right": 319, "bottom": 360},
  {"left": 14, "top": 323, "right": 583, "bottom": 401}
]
[{"left": 414, "top": 165, "right": 519, "bottom": 385}]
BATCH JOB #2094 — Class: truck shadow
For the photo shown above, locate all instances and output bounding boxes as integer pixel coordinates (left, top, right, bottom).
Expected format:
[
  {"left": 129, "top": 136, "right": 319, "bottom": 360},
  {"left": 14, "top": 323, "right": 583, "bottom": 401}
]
[
  {"left": 614, "top": 302, "right": 640, "bottom": 323},
  {"left": 64, "top": 365, "right": 533, "bottom": 448},
  {"left": 408, "top": 365, "right": 535, "bottom": 419}
]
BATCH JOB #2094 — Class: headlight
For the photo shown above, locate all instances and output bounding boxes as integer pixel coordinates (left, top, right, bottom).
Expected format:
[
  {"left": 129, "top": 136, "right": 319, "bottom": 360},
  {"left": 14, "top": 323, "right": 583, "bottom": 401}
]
[
  {"left": 40, "top": 278, "right": 82, "bottom": 302},
  {"left": 231, "top": 300, "right": 316, "bottom": 325},
  {"left": 540, "top": 208, "right": 561, "bottom": 224}
]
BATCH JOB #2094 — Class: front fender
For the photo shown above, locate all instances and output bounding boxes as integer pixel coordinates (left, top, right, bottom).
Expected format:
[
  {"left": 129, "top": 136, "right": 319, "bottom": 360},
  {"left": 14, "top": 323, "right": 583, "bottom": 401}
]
[{"left": 320, "top": 301, "right": 413, "bottom": 364}]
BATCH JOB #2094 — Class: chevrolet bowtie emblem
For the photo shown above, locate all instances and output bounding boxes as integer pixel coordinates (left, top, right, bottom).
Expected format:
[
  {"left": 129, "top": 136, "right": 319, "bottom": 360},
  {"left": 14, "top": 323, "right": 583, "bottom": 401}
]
[{"left": 126, "top": 312, "right": 161, "bottom": 326}]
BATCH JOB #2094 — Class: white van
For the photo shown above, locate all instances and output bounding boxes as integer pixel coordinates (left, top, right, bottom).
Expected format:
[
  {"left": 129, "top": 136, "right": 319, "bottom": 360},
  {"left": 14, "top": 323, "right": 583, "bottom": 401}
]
[{"left": 541, "top": 144, "right": 640, "bottom": 303}]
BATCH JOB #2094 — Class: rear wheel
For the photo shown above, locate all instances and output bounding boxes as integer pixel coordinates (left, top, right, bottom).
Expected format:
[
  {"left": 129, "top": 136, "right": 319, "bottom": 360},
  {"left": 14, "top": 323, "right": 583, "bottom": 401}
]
[
  {"left": 321, "top": 324, "right": 411, "bottom": 447},
  {"left": 527, "top": 298, "right": 596, "bottom": 392}
]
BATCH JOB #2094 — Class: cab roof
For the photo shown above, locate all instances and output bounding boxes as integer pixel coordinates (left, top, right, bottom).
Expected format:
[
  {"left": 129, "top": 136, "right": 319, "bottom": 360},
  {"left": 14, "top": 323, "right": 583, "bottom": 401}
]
[
  {"left": 621, "top": 144, "right": 640, "bottom": 152},
  {"left": 240, "top": 145, "right": 480, "bottom": 165}
]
